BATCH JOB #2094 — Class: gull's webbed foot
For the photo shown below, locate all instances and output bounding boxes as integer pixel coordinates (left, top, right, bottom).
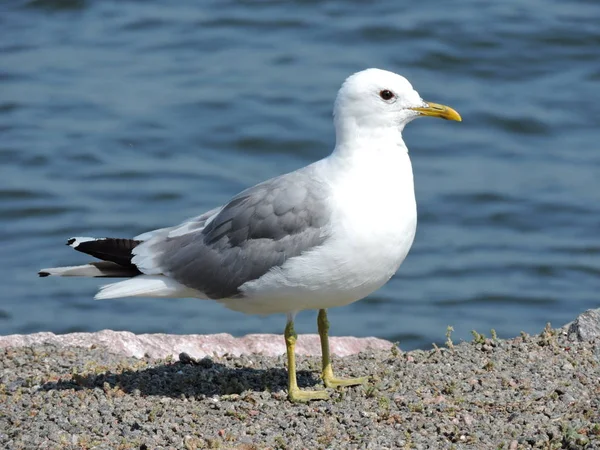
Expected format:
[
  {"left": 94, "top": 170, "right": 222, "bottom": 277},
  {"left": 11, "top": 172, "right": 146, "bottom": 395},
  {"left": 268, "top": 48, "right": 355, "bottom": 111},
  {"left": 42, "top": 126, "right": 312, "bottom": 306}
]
[
  {"left": 318, "top": 309, "right": 369, "bottom": 390},
  {"left": 322, "top": 372, "right": 369, "bottom": 389},
  {"left": 288, "top": 386, "right": 330, "bottom": 403},
  {"left": 285, "top": 317, "right": 330, "bottom": 403}
]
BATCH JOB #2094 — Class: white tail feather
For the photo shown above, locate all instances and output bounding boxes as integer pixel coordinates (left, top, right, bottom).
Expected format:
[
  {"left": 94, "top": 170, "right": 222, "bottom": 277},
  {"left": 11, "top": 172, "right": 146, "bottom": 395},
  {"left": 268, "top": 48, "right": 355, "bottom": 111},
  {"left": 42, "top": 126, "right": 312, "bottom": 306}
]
[
  {"left": 95, "top": 275, "right": 200, "bottom": 300},
  {"left": 39, "top": 264, "right": 112, "bottom": 277},
  {"left": 68, "top": 237, "right": 99, "bottom": 248},
  {"left": 39, "top": 261, "right": 138, "bottom": 278}
]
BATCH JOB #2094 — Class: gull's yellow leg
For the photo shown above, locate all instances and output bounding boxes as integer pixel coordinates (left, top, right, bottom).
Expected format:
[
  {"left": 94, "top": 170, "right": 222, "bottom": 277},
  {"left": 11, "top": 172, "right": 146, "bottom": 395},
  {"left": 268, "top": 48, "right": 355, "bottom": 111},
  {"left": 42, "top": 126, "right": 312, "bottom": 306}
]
[
  {"left": 318, "top": 309, "right": 369, "bottom": 389},
  {"left": 285, "top": 318, "right": 329, "bottom": 402}
]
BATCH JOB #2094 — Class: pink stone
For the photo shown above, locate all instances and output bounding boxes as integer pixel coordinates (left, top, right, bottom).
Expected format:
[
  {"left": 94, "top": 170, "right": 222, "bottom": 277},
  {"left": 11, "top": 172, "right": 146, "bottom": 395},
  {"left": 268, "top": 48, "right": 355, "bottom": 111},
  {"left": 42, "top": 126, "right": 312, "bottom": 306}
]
[
  {"left": 463, "top": 414, "right": 476, "bottom": 426},
  {"left": 0, "top": 330, "right": 393, "bottom": 360},
  {"left": 424, "top": 395, "right": 446, "bottom": 405}
]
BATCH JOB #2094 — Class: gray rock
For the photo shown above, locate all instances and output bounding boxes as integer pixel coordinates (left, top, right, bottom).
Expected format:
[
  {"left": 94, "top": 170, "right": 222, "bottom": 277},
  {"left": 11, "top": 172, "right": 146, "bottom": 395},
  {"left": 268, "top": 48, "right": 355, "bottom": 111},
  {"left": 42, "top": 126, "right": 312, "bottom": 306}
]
[
  {"left": 0, "top": 330, "right": 393, "bottom": 360},
  {"left": 563, "top": 308, "right": 600, "bottom": 341}
]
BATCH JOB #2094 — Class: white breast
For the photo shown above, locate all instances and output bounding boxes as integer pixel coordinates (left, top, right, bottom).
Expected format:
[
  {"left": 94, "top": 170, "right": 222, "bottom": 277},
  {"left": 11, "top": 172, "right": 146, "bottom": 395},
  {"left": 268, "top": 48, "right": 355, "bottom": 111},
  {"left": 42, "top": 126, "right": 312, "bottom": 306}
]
[
  {"left": 321, "top": 147, "right": 417, "bottom": 297},
  {"left": 230, "top": 147, "right": 417, "bottom": 315}
]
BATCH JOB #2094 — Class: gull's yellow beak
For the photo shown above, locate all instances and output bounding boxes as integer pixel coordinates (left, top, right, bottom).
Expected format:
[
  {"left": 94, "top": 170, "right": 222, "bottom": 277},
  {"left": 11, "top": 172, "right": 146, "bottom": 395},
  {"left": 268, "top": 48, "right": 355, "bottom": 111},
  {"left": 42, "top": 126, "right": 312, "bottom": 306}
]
[{"left": 410, "top": 102, "right": 462, "bottom": 122}]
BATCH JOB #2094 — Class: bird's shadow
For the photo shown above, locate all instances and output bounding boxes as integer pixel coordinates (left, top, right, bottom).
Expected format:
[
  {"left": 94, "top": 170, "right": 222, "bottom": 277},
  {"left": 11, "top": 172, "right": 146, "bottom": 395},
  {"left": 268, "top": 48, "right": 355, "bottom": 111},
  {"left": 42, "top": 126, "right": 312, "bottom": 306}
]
[{"left": 41, "top": 355, "right": 322, "bottom": 398}]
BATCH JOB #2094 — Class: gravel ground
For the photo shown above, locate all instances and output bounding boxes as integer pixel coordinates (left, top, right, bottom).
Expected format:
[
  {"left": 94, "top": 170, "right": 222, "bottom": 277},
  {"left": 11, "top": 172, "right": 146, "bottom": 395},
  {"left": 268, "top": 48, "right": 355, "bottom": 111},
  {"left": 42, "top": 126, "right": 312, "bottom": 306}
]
[{"left": 1, "top": 324, "right": 599, "bottom": 449}]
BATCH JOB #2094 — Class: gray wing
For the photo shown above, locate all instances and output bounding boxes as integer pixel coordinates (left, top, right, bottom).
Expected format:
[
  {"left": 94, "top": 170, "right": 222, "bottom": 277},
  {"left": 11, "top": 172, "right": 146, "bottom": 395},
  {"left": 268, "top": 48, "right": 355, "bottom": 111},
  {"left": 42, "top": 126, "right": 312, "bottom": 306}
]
[
  {"left": 134, "top": 207, "right": 223, "bottom": 241},
  {"left": 134, "top": 167, "right": 331, "bottom": 299}
]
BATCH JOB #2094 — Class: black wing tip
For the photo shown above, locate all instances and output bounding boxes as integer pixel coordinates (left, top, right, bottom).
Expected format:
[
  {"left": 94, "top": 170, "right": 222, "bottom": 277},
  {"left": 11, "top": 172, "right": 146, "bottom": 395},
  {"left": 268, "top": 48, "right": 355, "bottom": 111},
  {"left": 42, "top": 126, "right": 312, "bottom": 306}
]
[
  {"left": 66, "top": 238, "right": 76, "bottom": 246},
  {"left": 38, "top": 271, "right": 50, "bottom": 277}
]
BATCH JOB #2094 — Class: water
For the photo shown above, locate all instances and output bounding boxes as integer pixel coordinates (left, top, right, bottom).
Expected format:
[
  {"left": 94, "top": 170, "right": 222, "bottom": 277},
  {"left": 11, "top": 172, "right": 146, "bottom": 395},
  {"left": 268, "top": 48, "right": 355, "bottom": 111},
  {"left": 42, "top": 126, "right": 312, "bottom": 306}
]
[{"left": 1, "top": 0, "right": 599, "bottom": 350}]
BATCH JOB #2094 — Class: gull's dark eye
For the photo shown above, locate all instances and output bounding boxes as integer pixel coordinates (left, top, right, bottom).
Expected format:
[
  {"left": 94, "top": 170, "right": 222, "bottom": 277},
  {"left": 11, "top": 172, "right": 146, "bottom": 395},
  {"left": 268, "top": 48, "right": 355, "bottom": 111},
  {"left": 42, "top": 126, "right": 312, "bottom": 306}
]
[{"left": 379, "top": 89, "right": 394, "bottom": 101}]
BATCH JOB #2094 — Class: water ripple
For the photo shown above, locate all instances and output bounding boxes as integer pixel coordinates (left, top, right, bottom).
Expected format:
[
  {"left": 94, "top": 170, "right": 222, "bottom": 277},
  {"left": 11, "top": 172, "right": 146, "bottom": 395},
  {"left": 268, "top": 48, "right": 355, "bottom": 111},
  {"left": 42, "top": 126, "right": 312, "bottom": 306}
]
[{"left": 436, "top": 294, "right": 558, "bottom": 307}]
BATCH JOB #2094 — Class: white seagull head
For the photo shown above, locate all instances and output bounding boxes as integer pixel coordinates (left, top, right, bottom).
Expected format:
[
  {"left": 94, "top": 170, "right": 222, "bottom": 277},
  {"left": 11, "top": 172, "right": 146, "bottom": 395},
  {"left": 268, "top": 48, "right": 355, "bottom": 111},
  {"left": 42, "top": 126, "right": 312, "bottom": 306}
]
[{"left": 333, "top": 68, "right": 461, "bottom": 138}]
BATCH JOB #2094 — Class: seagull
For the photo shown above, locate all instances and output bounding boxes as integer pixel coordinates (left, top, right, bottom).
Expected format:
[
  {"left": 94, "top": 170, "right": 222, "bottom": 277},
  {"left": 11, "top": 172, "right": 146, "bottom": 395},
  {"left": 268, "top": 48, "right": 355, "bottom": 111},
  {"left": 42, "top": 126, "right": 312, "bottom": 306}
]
[{"left": 39, "top": 68, "right": 461, "bottom": 402}]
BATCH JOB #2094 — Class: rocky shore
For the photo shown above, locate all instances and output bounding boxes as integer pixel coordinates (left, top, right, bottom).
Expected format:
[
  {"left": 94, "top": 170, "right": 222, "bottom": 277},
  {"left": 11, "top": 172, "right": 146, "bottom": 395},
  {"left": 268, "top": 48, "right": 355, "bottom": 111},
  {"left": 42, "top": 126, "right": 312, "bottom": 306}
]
[{"left": 1, "top": 310, "right": 599, "bottom": 449}]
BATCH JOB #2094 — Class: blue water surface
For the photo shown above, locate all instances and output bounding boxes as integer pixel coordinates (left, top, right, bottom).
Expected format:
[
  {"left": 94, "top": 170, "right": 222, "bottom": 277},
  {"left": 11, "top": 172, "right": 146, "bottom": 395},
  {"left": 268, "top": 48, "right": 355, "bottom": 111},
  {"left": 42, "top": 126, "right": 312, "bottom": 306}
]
[{"left": 1, "top": 0, "right": 599, "bottom": 349}]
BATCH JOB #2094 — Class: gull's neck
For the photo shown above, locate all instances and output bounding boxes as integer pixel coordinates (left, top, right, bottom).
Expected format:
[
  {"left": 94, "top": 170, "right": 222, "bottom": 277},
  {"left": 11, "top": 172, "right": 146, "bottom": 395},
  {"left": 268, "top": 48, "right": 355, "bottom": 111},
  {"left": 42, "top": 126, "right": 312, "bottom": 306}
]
[{"left": 330, "top": 118, "right": 409, "bottom": 163}]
